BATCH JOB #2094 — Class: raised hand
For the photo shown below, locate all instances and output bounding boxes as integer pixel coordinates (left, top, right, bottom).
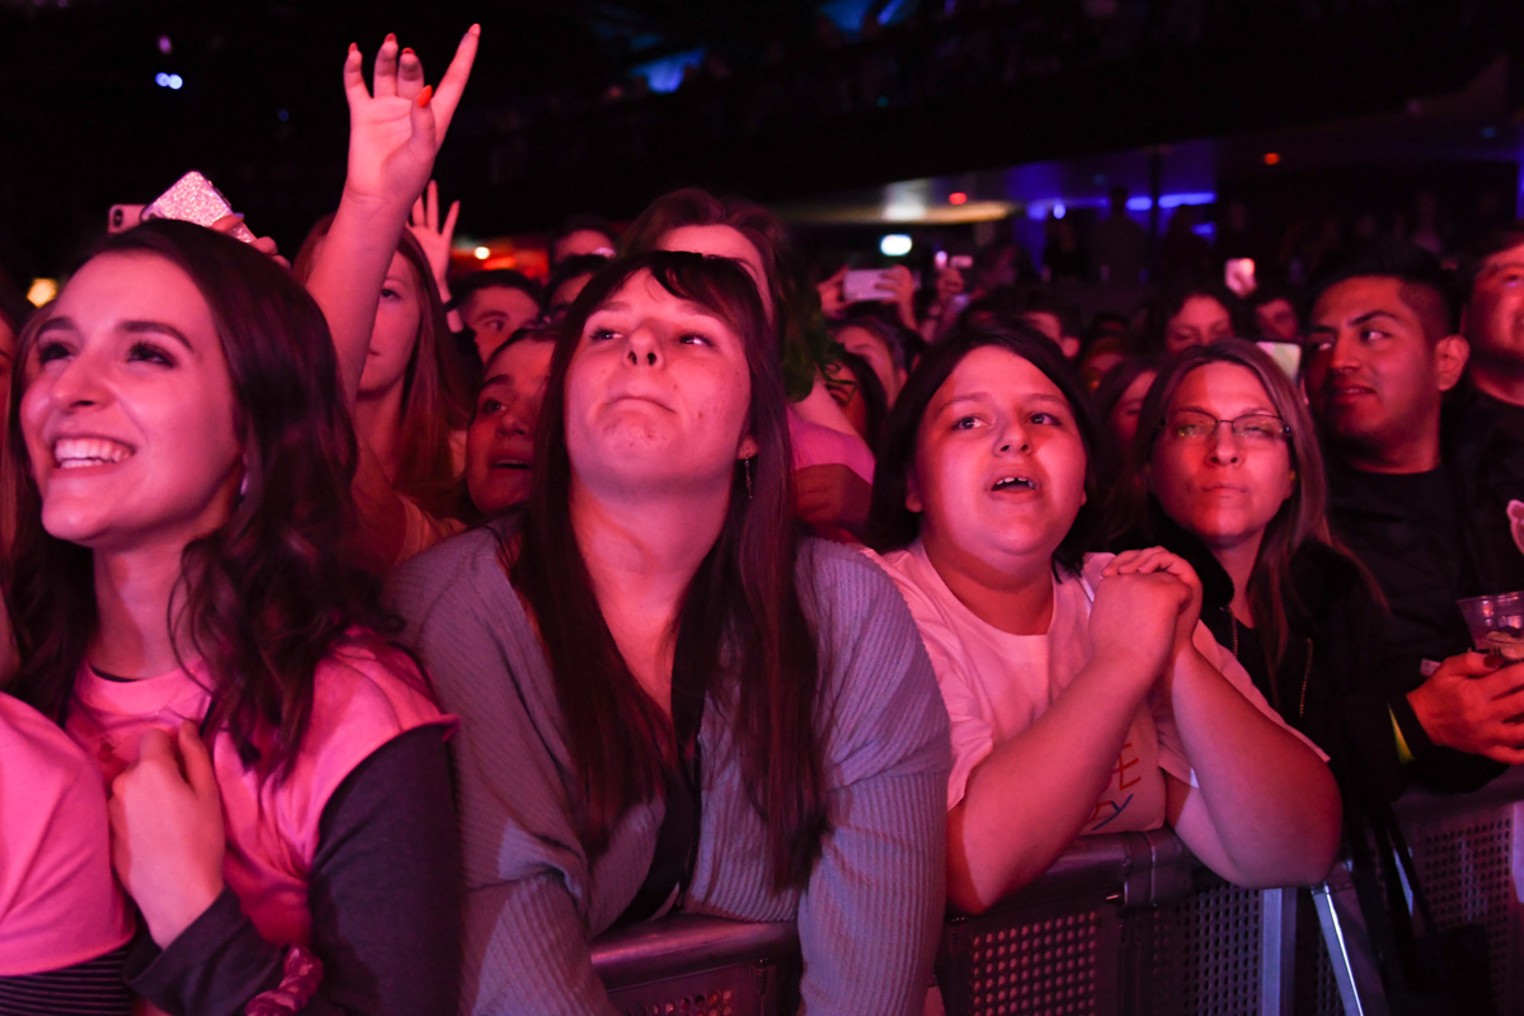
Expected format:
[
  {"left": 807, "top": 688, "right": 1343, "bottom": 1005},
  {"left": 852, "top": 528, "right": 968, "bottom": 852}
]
[
  {"left": 341, "top": 26, "right": 479, "bottom": 208},
  {"left": 310, "top": 26, "right": 479, "bottom": 403},
  {"left": 109, "top": 723, "right": 227, "bottom": 947},
  {"left": 817, "top": 264, "right": 848, "bottom": 318},
  {"left": 409, "top": 180, "right": 461, "bottom": 294}
]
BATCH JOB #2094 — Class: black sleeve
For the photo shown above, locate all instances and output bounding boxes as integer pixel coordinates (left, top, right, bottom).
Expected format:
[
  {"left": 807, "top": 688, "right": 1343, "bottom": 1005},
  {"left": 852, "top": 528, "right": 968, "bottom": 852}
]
[
  {"left": 128, "top": 726, "right": 462, "bottom": 1015},
  {"left": 1387, "top": 689, "right": 1507, "bottom": 794}
]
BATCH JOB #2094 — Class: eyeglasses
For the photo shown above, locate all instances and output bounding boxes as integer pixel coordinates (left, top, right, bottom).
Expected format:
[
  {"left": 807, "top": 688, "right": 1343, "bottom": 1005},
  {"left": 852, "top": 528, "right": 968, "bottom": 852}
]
[{"left": 1163, "top": 410, "right": 1290, "bottom": 445}]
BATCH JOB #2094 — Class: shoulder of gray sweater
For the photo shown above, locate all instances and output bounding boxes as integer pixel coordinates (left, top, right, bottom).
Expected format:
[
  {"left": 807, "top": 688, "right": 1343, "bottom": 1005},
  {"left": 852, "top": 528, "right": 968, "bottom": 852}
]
[{"left": 385, "top": 519, "right": 514, "bottom": 618}]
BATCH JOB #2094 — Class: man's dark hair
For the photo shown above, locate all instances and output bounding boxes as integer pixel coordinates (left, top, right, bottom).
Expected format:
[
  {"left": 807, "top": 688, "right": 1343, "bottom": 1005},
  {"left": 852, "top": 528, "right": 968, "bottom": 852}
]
[
  {"left": 1457, "top": 221, "right": 1524, "bottom": 300},
  {"left": 451, "top": 268, "right": 543, "bottom": 310},
  {"left": 1247, "top": 281, "right": 1296, "bottom": 312},
  {"left": 545, "top": 253, "right": 611, "bottom": 305},
  {"left": 1308, "top": 238, "right": 1459, "bottom": 337},
  {"left": 551, "top": 214, "right": 617, "bottom": 258}
]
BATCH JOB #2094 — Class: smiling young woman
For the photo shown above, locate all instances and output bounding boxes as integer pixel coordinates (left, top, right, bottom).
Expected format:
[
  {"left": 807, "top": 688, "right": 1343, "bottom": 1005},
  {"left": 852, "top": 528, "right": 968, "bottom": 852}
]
[
  {"left": 865, "top": 324, "right": 1341, "bottom": 916},
  {"left": 389, "top": 250, "right": 949, "bottom": 1015},
  {"left": 4, "top": 219, "right": 460, "bottom": 1014}
]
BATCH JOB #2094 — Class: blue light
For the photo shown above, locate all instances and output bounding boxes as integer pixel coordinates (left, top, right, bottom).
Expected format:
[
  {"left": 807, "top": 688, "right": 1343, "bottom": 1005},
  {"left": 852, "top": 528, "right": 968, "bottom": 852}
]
[
  {"left": 1157, "top": 191, "right": 1215, "bottom": 209},
  {"left": 633, "top": 49, "right": 704, "bottom": 94},
  {"left": 155, "top": 71, "right": 183, "bottom": 90},
  {"left": 169, "top": 74, "right": 183, "bottom": 90},
  {"left": 1053, "top": 203, "right": 1066, "bottom": 219},
  {"left": 155, "top": 72, "right": 169, "bottom": 87},
  {"left": 880, "top": 234, "right": 913, "bottom": 257}
]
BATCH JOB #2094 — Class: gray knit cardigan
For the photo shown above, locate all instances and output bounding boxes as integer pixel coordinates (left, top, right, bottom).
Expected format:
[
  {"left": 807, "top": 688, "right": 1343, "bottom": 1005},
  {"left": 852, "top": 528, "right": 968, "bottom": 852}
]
[{"left": 387, "top": 524, "right": 951, "bottom": 1015}]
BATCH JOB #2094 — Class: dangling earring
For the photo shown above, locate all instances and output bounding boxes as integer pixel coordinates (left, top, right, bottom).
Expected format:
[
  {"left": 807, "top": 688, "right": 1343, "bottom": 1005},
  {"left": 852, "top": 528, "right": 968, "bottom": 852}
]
[{"left": 743, "top": 456, "right": 754, "bottom": 501}]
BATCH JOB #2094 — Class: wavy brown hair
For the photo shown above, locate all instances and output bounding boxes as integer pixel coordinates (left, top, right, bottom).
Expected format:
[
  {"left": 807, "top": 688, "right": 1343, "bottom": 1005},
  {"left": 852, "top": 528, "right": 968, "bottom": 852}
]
[
  {"left": 294, "top": 215, "right": 473, "bottom": 520},
  {"left": 3, "top": 219, "right": 406, "bottom": 778},
  {"left": 512, "top": 250, "right": 830, "bottom": 891}
]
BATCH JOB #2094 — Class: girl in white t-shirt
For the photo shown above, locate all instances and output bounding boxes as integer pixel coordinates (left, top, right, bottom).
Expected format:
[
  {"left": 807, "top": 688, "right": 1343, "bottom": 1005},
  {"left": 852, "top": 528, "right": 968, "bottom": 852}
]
[{"left": 865, "top": 323, "right": 1341, "bottom": 914}]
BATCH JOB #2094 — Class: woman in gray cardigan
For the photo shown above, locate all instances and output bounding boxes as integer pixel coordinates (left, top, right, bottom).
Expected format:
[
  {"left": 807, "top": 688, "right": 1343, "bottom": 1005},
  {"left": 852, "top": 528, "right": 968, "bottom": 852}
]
[{"left": 390, "top": 250, "right": 950, "bottom": 1015}]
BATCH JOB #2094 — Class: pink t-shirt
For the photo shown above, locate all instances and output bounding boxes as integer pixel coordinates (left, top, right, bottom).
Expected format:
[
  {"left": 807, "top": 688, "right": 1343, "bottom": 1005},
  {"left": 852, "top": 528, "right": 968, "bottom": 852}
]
[
  {"left": 788, "top": 406, "right": 876, "bottom": 484},
  {"left": 0, "top": 692, "right": 133, "bottom": 976},
  {"left": 66, "top": 642, "right": 450, "bottom": 947},
  {"left": 871, "top": 543, "right": 1306, "bottom": 835}
]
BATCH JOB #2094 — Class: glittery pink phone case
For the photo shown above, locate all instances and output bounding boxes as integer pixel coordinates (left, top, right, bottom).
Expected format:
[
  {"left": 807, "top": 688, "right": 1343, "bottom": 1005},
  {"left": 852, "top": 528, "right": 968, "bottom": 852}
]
[{"left": 142, "top": 170, "right": 257, "bottom": 242}]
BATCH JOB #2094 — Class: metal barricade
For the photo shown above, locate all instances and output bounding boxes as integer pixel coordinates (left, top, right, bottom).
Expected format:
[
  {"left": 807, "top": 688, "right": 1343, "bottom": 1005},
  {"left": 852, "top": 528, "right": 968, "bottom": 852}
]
[
  {"left": 592, "top": 915, "right": 800, "bottom": 1016},
  {"left": 938, "top": 766, "right": 1524, "bottom": 1015},
  {"left": 586, "top": 768, "right": 1524, "bottom": 1015}
]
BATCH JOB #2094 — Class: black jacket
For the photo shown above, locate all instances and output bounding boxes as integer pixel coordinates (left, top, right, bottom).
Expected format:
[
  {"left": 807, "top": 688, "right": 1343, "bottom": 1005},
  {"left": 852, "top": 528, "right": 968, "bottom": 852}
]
[{"left": 1127, "top": 506, "right": 1498, "bottom": 802}]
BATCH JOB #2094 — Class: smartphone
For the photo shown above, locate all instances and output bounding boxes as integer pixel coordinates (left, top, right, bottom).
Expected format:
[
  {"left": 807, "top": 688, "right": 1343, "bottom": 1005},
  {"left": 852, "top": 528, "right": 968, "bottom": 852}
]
[
  {"left": 107, "top": 204, "right": 146, "bottom": 234},
  {"left": 142, "top": 170, "right": 256, "bottom": 242},
  {"left": 843, "top": 269, "right": 892, "bottom": 304}
]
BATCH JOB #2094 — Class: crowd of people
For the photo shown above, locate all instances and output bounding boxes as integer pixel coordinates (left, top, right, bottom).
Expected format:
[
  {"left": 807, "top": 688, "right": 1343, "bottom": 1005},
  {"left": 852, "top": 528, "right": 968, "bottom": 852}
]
[{"left": 1, "top": 22, "right": 1522, "bottom": 1016}]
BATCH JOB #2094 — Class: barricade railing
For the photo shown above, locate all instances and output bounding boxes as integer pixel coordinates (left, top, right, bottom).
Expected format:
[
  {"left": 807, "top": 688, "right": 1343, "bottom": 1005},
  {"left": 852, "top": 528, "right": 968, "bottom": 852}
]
[{"left": 589, "top": 767, "right": 1524, "bottom": 1015}]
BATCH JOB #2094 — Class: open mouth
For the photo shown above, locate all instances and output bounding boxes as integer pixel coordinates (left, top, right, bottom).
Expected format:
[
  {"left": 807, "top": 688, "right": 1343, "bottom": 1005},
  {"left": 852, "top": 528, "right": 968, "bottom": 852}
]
[
  {"left": 491, "top": 459, "right": 530, "bottom": 471},
  {"left": 991, "top": 475, "right": 1037, "bottom": 492},
  {"left": 54, "top": 437, "right": 135, "bottom": 469}
]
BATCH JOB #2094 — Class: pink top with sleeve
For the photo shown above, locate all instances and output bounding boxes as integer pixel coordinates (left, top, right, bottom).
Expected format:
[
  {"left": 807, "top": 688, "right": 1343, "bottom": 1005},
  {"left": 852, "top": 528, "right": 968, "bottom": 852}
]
[
  {"left": 0, "top": 692, "right": 134, "bottom": 976},
  {"left": 65, "top": 641, "right": 451, "bottom": 947},
  {"left": 788, "top": 406, "right": 876, "bottom": 483}
]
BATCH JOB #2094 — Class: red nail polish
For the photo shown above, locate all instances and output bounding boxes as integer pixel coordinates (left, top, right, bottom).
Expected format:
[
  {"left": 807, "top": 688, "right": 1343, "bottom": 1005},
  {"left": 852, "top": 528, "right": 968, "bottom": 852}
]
[{"left": 416, "top": 85, "right": 434, "bottom": 108}]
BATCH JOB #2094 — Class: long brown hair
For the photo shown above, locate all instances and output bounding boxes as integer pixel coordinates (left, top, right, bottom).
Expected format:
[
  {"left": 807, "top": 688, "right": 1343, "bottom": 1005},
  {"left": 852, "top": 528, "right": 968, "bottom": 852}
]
[
  {"left": 3, "top": 220, "right": 405, "bottom": 777},
  {"left": 294, "top": 216, "right": 473, "bottom": 519},
  {"left": 513, "top": 250, "right": 830, "bottom": 890},
  {"left": 1124, "top": 339, "right": 1334, "bottom": 673}
]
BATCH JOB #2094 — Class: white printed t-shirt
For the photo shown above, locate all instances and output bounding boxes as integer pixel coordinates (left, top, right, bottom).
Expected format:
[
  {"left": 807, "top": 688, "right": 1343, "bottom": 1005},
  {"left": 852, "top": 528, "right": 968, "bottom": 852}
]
[{"left": 872, "top": 542, "right": 1305, "bottom": 836}]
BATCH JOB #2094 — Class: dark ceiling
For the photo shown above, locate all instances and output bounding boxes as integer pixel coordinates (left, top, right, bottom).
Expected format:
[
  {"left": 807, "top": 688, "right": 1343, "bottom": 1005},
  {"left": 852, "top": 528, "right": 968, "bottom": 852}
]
[
  {"left": 2, "top": 0, "right": 1522, "bottom": 280},
  {"left": 0, "top": 0, "right": 843, "bottom": 274}
]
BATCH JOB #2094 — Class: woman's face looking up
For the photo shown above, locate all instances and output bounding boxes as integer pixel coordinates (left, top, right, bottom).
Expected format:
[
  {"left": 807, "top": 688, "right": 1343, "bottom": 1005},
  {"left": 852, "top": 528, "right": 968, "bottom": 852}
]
[
  {"left": 910, "top": 345, "right": 1088, "bottom": 576},
  {"left": 564, "top": 268, "right": 758, "bottom": 498}
]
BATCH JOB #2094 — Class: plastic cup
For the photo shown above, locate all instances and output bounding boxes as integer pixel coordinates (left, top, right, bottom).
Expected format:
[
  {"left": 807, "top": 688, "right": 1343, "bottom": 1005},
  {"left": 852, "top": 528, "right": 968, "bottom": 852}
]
[{"left": 1457, "top": 591, "right": 1524, "bottom": 663}]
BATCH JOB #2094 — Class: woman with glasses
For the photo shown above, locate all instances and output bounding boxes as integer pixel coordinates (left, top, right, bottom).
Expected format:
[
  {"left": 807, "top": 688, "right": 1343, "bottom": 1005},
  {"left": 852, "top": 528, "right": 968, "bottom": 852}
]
[
  {"left": 865, "top": 325, "right": 1338, "bottom": 915},
  {"left": 1115, "top": 339, "right": 1404, "bottom": 809}
]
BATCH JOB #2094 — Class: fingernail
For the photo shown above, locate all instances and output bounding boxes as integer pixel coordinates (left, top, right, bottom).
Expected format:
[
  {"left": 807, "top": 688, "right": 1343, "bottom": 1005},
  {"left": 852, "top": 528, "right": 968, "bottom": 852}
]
[
  {"left": 348, "top": 42, "right": 358, "bottom": 54},
  {"left": 385, "top": 33, "right": 397, "bottom": 45},
  {"left": 402, "top": 47, "right": 415, "bottom": 57},
  {"left": 469, "top": 23, "right": 481, "bottom": 35},
  {"left": 416, "top": 84, "right": 434, "bottom": 107}
]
